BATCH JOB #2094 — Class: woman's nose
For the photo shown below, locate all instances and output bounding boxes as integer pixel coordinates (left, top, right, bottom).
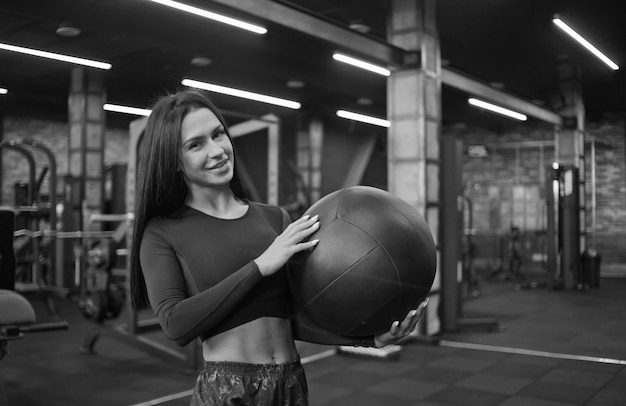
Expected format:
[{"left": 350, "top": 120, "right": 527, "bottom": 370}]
[{"left": 206, "top": 140, "right": 225, "bottom": 157}]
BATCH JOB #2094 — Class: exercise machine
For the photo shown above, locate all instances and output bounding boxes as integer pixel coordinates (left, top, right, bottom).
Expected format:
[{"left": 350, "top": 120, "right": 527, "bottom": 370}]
[{"left": 0, "top": 207, "right": 68, "bottom": 403}]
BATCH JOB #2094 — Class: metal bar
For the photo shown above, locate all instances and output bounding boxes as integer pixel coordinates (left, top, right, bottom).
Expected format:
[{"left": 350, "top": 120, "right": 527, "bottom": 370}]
[
  {"left": 591, "top": 139, "right": 597, "bottom": 248},
  {"left": 20, "top": 321, "right": 69, "bottom": 333},
  {"left": 229, "top": 114, "right": 280, "bottom": 204},
  {"left": 461, "top": 135, "right": 615, "bottom": 154},
  {"left": 440, "top": 340, "right": 626, "bottom": 365},
  {"left": 440, "top": 133, "right": 460, "bottom": 331},
  {"left": 89, "top": 213, "right": 133, "bottom": 223},
  {"left": 266, "top": 117, "right": 279, "bottom": 206},
  {"left": 221, "top": 109, "right": 279, "bottom": 124},
  {"left": 235, "top": 158, "right": 262, "bottom": 202},
  {"left": 208, "top": 0, "right": 406, "bottom": 66},
  {"left": 341, "top": 133, "right": 377, "bottom": 188},
  {"left": 515, "top": 145, "right": 520, "bottom": 184},
  {"left": 0, "top": 142, "right": 36, "bottom": 204},
  {"left": 14, "top": 139, "right": 59, "bottom": 286},
  {"left": 229, "top": 117, "right": 276, "bottom": 138},
  {"left": 14, "top": 229, "right": 117, "bottom": 239},
  {"left": 442, "top": 67, "right": 563, "bottom": 125}
]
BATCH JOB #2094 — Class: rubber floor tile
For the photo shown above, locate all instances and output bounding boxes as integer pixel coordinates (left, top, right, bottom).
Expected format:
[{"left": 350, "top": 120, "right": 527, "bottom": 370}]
[
  {"left": 404, "top": 365, "right": 472, "bottom": 385},
  {"left": 368, "top": 377, "right": 446, "bottom": 401},
  {"left": 427, "top": 355, "right": 497, "bottom": 373},
  {"left": 483, "top": 359, "right": 553, "bottom": 379},
  {"left": 541, "top": 367, "right": 615, "bottom": 388},
  {"left": 602, "top": 372, "right": 626, "bottom": 393},
  {"left": 345, "top": 357, "right": 421, "bottom": 376},
  {"left": 585, "top": 389, "right": 626, "bottom": 406},
  {"left": 497, "top": 395, "right": 579, "bottom": 406},
  {"left": 426, "top": 386, "right": 507, "bottom": 406},
  {"left": 322, "top": 390, "right": 418, "bottom": 406},
  {"left": 307, "top": 381, "right": 351, "bottom": 405},
  {"left": 454, "top": 372, "right": 533, "bottom": 395},
  {"left": 401, "top": 342, "right": 462, "bottom": 362},
  {"left": 499, "top": 354, "right": 562, "bottom": 368},
  {"left": 304, "top": 361, "right": 344, "bottom": 381},
  {"left": 448, "top": 347, "right": 511, "bottom": 362},
  {"left": 519, "top": 380, "right": 599, "bottom": 404},
  {"left": 312, "top": 367, "right": 384, "bottom": 388}
]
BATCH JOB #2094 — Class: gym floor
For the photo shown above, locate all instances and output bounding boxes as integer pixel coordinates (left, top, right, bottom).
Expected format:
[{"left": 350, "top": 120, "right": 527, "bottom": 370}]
[{"left": 2, "top": 269, "right": 625, "bottom": 406}]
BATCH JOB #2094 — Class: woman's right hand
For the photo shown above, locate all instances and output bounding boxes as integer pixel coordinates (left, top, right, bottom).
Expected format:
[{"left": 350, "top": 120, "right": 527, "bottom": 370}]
[{"left": 254, "top": 214, "right": 320, "bottom": 276}]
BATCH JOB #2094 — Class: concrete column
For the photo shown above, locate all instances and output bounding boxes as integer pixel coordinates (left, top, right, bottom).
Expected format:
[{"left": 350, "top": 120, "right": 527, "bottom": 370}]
[
  {"left": 0, "top": 111, "right": 3, "bottom": 202},
  {"left": 67, "top": 67, "right": 106, "bottom": 232},
  {"left": 296, "top": 116, "right": 324, "bottom": 205},
  {"left": 388, "top": 0, "right": 441, "bottom": 335}
]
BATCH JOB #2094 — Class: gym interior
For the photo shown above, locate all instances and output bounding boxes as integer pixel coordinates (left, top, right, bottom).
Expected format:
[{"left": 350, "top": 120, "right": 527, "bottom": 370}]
[{"left": 1, "top": 1, "right": 625, "bottom": 405}]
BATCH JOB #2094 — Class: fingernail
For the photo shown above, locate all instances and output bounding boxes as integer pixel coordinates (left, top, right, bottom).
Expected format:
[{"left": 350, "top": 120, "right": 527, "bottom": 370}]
[
  {"left": 423, "top": 297, "right": 430, "bottom": 307},
  {"left": 393, "top": 321, "right": 400, "bottom": 328},
  {"left": 302, "top": 214, "right": 310, "bottom": 219},
  {"left": 411, "top": 309, "right": 418, "bottom": 317},
  {"left": 312, "top": 239, "right": 319, "bottom": 244}
]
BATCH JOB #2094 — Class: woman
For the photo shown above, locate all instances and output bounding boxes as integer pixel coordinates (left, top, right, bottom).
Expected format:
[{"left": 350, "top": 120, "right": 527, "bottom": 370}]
[{"left": 130, "top": 89, "right": 427, "bottom": 405}]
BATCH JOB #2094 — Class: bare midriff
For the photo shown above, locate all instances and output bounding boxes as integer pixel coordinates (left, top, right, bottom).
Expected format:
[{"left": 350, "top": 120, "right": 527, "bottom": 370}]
[{"left": 202, "top": 317, "right": 298, "bottom": 364}]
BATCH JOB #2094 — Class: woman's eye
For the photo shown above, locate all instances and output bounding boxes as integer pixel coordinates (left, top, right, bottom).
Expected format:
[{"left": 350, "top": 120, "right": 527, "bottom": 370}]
[{"left": 213, "top": 129, "right": 226, "bottom": 140}]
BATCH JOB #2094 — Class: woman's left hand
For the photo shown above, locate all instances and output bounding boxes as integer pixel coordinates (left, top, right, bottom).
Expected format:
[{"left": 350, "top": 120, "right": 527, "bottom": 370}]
[{"left": 373, "top": 298, "right": 429, "bottom": 348}]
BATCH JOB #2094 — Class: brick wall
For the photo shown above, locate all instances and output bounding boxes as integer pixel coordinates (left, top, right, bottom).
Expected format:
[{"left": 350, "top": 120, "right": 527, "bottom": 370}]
[
  {"left": 453, "top": 117, "right": 625, "bottom": 267},
  {"left": 585, "top": 118, "right": 626, "bottom": 264},
  {"left": 1, "top": 116, "right": 129, "bottom": 206}
]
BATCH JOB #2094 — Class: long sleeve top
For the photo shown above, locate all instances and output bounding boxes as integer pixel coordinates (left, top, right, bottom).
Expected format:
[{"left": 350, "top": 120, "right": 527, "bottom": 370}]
[{"left": 139, "top": 201, "right": 374, "bottom": 347}]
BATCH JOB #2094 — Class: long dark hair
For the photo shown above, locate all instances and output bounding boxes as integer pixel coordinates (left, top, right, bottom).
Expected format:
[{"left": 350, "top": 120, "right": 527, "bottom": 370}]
[{"left": 130, "top": 89, "right": 246, "bottom": 310}]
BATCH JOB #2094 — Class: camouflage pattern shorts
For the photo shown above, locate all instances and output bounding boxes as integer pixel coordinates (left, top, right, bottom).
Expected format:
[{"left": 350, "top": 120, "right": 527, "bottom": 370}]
[{"left": 190, "top": 359, "right": 308, "bottom": 406}]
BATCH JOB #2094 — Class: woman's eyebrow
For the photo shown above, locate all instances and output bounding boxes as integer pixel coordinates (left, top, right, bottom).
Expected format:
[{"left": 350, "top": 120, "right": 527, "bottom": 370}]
[
  {"left": 183, "top": 125, "right": 224, "bottom": 146},
  {"left": 211, "top": 125, "right": 225, "bottom": 136}
]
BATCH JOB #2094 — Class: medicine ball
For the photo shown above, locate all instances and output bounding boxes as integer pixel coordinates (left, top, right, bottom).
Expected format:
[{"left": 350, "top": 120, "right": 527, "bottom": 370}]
[{"left": 288, "top": 186, "right": 437, "bottom": 337}]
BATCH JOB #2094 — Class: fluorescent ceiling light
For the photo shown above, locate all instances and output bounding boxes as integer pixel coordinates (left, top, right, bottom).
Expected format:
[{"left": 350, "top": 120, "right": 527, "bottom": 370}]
[
  {"left": 147, "top": 0, "right": 267, "bottom": 34},
  {"left": 0, "top": 88, "right": 7, "bottom": 95},
  {"left": 468, "top": 98, "right": 527, "bottom": 121},
  {"left": 103, "top": 103, "right": 151, "bottom": 116},
  {"left": 336, "top": 109, "right": 390, "bottom": 127},
  {"left": 553, "top": 16, "right": 619, "bottom": 71},
  {"left": 0, "top": 42, "right": 111, "bottom": 70},
  {"left": 182, "top": 78, "right": 301, "bottom": 109},
  {"left": 333, "top": 53, "right": 390, "bottom": 76}
]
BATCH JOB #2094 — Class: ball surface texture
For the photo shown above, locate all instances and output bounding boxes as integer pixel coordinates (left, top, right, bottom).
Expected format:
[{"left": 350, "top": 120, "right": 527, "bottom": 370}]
[{"left": 288, "top": 186, "right": 437, "bottom": 336}]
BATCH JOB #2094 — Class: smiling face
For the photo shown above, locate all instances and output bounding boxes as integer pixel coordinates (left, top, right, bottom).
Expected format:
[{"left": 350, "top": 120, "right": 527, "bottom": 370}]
[{"left": 179, "top": 107, "right": 234, "bottom": 194}]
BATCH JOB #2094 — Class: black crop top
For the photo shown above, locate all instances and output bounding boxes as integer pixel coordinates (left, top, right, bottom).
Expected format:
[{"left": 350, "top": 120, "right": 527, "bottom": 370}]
[{"left": 139, "top": 202, "right": 375, "bottom": 348}]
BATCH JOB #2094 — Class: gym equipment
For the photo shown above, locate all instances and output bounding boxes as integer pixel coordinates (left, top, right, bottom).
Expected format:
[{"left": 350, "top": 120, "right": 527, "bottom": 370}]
[
  {"left": 288, "top": 185, "right": 437, "bottom": 336},
  {"left": 547, "top": 164, "right": 580, "bottom": 289},
  {"left": 1, "top": 208, "right": 68, "bottom": 363},
  {"left": 460, "top": 190, "right": 480, "bottom": 298},
  {"left": 77, "top": 238, "right": 125, "bottom": 322},
  {"left": 1, "top": 139, "right": 59, "bottom": 284},
  {"left": 1, "top": 140, "right": 64, "bottom": 320}
]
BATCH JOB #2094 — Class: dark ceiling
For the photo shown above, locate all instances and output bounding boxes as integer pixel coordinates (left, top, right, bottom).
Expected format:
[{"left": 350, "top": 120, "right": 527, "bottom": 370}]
[{"left": 0, "top": 0, "right": 624, "bottom": 130}]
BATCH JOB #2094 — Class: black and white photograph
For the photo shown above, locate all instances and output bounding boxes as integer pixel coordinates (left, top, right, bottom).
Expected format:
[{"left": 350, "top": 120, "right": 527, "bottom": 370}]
[{"left": 1, "top": 1, "right": 625, "bottom": 405}]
